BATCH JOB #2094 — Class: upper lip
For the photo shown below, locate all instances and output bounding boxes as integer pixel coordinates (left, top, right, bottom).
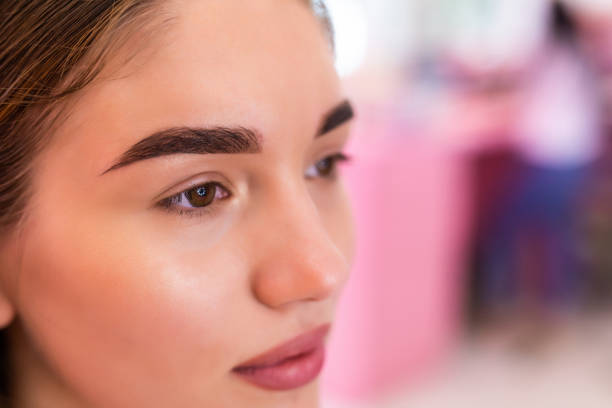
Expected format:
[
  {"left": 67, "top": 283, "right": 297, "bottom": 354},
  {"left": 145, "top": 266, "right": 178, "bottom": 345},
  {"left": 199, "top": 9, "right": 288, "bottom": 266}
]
[{"left": 233, "top": 324, "right": 331, "bottom": 370}]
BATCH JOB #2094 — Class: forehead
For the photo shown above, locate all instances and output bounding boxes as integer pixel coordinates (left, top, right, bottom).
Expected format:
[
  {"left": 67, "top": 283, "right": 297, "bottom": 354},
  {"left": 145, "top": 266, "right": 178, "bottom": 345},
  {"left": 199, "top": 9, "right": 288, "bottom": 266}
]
[{"left": 52, "top": 0, "right": 340, "bottom": 160}]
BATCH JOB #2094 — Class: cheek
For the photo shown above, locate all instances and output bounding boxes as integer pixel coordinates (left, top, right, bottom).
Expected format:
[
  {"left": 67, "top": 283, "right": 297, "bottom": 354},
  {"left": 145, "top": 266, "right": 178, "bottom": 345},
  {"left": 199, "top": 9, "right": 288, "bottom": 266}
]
[{"left": 14, "top": 211, "right": 249, "bottom": 404}]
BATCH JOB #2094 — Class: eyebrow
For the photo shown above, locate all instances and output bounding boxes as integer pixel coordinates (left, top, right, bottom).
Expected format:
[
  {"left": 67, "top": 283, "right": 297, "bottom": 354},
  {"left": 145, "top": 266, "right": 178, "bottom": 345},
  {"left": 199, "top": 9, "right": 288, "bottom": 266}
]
[
  {"left": 102, "top": 100, "right": 354, "bottom": 174},
  {"left": 317, "top": 100, "right": 354, "bottom": 136}
]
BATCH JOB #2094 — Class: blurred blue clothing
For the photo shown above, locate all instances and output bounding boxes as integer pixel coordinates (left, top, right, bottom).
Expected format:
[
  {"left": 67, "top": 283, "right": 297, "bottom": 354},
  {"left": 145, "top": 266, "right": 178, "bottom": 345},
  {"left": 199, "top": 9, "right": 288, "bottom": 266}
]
[{"left": 482, "top": 161, "right": 589, "bottom": 308}]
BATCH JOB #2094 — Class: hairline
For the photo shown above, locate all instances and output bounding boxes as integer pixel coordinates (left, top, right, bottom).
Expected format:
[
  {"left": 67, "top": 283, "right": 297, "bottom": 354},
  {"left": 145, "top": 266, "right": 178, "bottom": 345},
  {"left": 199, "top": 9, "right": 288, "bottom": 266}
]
[{"left": 10, "top": 0, "right": 334, "bottom": 232}]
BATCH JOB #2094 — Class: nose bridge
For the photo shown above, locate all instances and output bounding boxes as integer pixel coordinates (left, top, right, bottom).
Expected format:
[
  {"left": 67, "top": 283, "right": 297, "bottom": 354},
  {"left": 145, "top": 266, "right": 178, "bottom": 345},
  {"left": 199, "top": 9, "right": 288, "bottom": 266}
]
[
  {"left": 277, "top": 178, "right": 340, "bottom": 260},
  {"left": 250, "top": 179, "right": 348, "bottom": 309},
  {"left": 277, "top": 180, "right": 324, "bottom": 243}
]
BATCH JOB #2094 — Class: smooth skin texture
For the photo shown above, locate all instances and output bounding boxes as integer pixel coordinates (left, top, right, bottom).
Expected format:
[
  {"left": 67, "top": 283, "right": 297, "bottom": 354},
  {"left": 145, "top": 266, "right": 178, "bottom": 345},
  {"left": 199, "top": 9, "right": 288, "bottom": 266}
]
[{"left": 0, "top": 0, "right": 354, "bottom": 407}]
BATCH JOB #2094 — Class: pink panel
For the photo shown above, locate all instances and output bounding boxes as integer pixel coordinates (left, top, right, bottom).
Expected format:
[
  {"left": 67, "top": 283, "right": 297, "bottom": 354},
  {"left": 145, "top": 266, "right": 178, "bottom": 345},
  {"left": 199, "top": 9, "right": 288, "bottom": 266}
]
[{"left": 321, "top": 117, "right": 470, "bottom": 400}]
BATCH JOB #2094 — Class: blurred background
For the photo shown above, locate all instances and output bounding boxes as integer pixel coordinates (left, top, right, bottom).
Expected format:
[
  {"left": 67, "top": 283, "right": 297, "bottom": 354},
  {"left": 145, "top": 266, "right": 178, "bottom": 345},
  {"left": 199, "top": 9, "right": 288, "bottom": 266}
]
[{"left": 319, "top": 0, "right": 612, "bottom": 407}]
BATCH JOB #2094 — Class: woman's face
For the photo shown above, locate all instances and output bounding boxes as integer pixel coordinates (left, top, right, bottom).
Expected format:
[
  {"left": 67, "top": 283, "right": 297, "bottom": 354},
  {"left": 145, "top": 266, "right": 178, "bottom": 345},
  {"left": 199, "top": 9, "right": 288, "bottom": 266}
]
[{"left": 0, "top": 0, "right": 353, "bottom": 407}]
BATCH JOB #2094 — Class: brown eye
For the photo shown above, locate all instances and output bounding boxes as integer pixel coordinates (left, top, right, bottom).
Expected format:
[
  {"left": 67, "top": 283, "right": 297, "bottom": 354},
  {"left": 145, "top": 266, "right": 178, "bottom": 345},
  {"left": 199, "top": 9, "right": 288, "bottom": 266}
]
[
  {"left": 157, "top": 181, "right": 230, "bottom": 215},
  {"left": 184, "top": 183, "right": 217, "bottom": 207},
  {"left": 305, "top": 153, "right": 351, "bottom": 179},
  {"left": 315, "top": 157, "right": 334, "bottom": 177}
]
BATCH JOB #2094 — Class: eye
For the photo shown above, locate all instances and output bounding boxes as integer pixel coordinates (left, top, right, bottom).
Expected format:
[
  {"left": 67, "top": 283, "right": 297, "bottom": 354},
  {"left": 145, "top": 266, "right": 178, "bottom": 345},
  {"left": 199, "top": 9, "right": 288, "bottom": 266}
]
[
  {"left": 305, "top": 153, "right": 351, "bottom": 180},
  {"left": 157, "top": 182, "right": 230, "bottom": 215}
]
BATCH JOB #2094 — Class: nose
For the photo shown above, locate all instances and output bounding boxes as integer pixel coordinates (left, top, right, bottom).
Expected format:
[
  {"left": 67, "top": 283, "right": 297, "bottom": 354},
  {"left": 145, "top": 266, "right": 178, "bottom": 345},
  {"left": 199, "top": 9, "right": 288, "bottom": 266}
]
[{"left": 250, "top": 189, "right": 350, "bottom": 309}]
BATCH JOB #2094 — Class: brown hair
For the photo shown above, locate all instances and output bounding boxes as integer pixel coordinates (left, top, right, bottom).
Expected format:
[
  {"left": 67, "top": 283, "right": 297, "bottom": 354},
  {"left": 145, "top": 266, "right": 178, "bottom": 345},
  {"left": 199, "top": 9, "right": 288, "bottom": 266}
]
[
  {"left": 0, "top": 0, "right": 168, "bottom": 232},
  {"left": 0, "top": 0, "right": 332, "bottom": 232},
  {"left": 0, "top": 3, "right": 168, "bottom": 401},
  {"left": 0, "top": 0, "right": 332, "bottom": 402}
]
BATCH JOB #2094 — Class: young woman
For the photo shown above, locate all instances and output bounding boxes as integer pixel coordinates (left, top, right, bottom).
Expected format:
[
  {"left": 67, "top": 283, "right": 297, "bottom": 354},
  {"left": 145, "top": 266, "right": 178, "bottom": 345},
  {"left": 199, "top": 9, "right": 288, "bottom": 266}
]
[{"left": 0, "top": 0, "right": 355, "bottom": 406}]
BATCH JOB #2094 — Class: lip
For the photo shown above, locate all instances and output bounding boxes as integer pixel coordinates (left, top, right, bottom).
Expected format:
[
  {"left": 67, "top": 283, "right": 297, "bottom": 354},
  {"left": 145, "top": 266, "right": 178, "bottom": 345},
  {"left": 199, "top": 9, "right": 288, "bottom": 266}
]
[{"left": 232, "top": 324, "right": 331, "bottom": 391}]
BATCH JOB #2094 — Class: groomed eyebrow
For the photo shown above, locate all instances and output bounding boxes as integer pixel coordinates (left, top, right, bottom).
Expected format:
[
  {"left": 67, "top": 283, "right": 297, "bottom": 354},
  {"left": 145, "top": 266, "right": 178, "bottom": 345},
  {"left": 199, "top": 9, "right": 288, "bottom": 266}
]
[
  {"left": 102, "top": 99, "right": 354, "bottom": 174},
  {"left": 102, "top": 127, "right": 261, "bottom": 174},
  {"left": 317, "top": 100, "right": 354, "bottom": 136}
]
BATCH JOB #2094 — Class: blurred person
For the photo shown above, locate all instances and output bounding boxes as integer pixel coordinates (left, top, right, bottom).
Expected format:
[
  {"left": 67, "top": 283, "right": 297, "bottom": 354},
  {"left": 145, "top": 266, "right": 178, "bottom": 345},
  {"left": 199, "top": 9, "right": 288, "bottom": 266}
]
[
  {"left": 563, "top": 0, "right": 612, "bottom": 307},
  {"left": 430, "top": 0, "right": 551, "bottom": 83},
  {"left": 481, "top": 1, "right": 603, "bottom": 321},
  {"left": 563, "top": 0, "right": 612, "bottom": 73},
  {"left": 0, "top": 1, "right": 355, "bottom": 407}
]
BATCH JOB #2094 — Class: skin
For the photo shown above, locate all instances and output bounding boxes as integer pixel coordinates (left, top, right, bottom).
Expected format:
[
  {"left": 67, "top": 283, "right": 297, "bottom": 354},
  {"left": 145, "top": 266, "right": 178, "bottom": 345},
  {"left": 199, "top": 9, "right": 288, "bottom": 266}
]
[{"left": 0, "top": 0, "right": 354, "bottom": 407}]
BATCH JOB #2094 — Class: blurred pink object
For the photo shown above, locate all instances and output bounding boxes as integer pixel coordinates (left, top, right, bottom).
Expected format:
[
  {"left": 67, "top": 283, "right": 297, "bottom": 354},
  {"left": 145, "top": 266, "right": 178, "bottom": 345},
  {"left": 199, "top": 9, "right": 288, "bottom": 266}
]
[{"left": 322, "top": 112, "right": 469, "bottom": 401}]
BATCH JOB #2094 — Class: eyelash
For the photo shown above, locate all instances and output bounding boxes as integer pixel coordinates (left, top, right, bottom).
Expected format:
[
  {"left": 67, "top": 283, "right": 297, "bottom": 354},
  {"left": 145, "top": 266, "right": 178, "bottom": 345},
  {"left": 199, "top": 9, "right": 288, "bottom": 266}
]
[{"left": 157, "top": 152, "right": 351, "bottom": 217}]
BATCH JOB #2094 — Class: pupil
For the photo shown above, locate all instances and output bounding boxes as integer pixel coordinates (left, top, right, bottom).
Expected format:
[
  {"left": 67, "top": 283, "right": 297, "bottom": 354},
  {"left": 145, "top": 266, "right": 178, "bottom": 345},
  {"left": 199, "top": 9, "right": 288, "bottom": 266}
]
[
  {"left": 186, "top": 183, "right": 216, "bottom": 207},
  {"left": 317, "top": 158, "right": 332, "bottom": 175}
]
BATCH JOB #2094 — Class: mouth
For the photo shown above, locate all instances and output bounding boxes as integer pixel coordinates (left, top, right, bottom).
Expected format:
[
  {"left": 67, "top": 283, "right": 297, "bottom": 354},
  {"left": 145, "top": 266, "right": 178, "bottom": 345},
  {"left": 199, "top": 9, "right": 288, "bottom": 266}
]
[{"left": 232, "top": 324, "right": 330, "bottom": 391}]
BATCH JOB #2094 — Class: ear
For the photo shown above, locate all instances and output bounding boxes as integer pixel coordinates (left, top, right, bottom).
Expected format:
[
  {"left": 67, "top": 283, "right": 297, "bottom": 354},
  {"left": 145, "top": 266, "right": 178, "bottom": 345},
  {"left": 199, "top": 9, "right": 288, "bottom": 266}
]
[
  {"left": 0, "top": 294, "right": 15, "bottom": 329},
  {"left": 0, "top": 235, "right": 17, "bottom": 329},
  {"left": 0, "top": 263, "right": 16, "bottom": 327}
]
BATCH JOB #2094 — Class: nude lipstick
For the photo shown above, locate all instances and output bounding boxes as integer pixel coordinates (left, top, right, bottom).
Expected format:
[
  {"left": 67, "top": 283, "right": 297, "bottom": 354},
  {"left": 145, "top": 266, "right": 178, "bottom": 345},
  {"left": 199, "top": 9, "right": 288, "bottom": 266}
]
[{"left": 232, "top": 324, "right": 330, "bottom": 391}]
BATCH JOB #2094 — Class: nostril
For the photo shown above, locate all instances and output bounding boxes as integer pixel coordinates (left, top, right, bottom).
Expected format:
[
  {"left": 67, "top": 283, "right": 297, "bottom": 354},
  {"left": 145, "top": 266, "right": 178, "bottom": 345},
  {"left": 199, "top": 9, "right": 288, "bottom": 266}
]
[{"left": 250, "top": 199, "right": 350, "bottom": 308}]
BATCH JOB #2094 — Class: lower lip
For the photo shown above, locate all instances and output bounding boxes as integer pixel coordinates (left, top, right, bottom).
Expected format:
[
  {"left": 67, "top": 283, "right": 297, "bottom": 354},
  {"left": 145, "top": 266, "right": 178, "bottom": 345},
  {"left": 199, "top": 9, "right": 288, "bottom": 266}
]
[{"left": 232, "top": 343, "right": 326, "bottom": 391}]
